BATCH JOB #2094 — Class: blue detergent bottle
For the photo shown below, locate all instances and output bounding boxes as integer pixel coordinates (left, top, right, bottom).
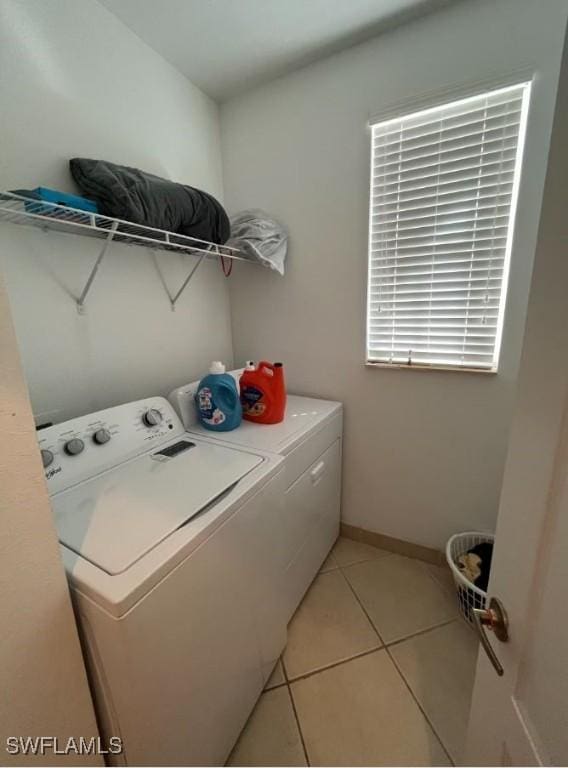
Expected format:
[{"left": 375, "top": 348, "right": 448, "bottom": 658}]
[{"left": 195, "top": 361, "right": 242, "bottom": 431}]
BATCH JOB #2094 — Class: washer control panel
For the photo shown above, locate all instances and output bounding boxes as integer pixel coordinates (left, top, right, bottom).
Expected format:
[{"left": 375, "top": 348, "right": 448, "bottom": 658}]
[{"left": 38, "top": 397, "right": 184, "bottom": 495}]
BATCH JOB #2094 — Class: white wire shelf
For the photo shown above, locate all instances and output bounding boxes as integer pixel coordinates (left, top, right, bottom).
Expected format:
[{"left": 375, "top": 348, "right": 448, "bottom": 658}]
[{"left": 0, "top": 190, "right": 243, "bottom": 312}]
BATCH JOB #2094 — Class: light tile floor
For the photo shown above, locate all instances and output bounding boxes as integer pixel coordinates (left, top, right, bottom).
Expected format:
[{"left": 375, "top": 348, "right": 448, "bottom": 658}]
[{"left": 227, "top": 537, "right": 479, "bottom": 767}]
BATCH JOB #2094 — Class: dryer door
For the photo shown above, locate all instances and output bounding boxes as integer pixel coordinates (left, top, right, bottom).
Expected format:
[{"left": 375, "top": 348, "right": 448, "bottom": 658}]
[{"left": 283, "top": 439, "right": 342, "bottom": 619}]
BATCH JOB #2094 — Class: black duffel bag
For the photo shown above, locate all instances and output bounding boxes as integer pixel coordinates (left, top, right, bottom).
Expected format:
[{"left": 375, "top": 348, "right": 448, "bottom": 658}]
[{"left": 70, "top": 158, "right": 230, "bottom": 245}]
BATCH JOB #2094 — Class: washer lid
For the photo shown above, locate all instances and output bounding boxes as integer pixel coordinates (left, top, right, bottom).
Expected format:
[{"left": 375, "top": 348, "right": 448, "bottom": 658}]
[{"left": 51, "top": 440, "right": 262, "bottom": 575}]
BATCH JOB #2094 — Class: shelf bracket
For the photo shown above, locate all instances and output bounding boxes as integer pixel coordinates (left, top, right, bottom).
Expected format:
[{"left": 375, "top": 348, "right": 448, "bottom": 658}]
[
  {"left": 77, "top": 221, "right": 119, "bottom": 314},
  {"left": 151, "top": 246, "right": 210, "bottom": 311}
]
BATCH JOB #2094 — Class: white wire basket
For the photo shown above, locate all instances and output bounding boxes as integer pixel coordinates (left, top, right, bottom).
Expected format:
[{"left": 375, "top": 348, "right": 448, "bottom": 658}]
[{"left": 446, "top": 531, "right": 495, "bottom": 626}]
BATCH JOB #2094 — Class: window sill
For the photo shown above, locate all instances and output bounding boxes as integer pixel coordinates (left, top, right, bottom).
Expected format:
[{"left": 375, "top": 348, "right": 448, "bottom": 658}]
[{"left": 365, "top": 361, "right": 497, "bottom": 375}]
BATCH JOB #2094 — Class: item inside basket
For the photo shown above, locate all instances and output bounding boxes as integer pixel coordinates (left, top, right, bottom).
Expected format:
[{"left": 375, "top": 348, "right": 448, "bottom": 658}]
[{"left": 457, "top": 541, "right": 493, "bottom": 592}]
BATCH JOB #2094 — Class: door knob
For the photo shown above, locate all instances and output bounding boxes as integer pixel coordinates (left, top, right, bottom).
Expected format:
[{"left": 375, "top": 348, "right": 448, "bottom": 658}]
[{"left": 473, "top": 596, "right": 509, "bottom": 677}]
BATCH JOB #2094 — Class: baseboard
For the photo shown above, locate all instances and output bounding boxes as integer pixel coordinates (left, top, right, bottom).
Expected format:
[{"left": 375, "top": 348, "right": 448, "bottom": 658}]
[{"left": 340, "top": 522, "right": 446, "bottom": 567}]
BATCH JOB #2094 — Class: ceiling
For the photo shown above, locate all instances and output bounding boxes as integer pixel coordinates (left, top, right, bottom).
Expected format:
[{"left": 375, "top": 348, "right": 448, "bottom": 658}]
[{"left": 100, "top": 0, "right": 456, "bottom": 102}]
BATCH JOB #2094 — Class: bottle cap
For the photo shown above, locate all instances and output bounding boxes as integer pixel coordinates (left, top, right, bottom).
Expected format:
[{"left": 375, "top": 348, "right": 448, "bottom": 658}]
[
  {"left": 210, "top": 361, "right": 226, "bottom": 374},
  {"left": 245, "top": 361, "right": 255, "bottom": 371}
]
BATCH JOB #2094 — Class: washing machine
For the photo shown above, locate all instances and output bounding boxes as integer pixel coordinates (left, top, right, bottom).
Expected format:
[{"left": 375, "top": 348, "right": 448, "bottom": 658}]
[
  {"left": 169, "top": 371, "right": 343, "bottom": 621},
  {"left": 38, "top": 397, "right": 287, "bottom": 766}
]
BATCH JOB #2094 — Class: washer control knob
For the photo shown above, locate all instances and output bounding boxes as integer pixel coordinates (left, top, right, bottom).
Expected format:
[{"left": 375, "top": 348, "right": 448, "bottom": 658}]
[
  {"left": 41, "top": 449, "right": 54, "bottom": 468},
  {"left": 143, "top": 409, "right": 163, "bottom": 427},
  {"left": 64, "top": 438, "right": 85, "bottom": 456},
  {"left": 93, "top": 428, "right": 111, "bottom": 445}
]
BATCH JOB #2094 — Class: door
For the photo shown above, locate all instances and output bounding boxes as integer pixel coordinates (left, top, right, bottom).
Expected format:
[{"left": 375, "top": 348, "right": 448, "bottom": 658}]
[
  {"left": 0, "top": 272, "right": 101, "bottom": 765},
  {"left": 465, "top": 29, "right": 568, "bottom": 766}
]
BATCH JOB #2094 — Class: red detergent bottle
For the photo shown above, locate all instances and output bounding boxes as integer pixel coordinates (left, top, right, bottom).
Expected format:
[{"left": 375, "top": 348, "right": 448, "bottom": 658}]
[{"left": 240, "top": 361, "right": 287, "bottom": 424}]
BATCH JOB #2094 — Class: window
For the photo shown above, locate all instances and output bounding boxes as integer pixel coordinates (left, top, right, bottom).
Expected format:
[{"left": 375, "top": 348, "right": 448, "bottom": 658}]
[{"left": 367, "top": 81, "right": 531, "bottom": 371}]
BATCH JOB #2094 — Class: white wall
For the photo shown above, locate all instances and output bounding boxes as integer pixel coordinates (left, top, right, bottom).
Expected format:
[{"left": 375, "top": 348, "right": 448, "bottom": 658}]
[
  {"left": 0, "top": 0, "right": 232, "bottom": 424},
  {"left": 0, "top": 272, "right": 101, "bottom": 766},
  {"left": 221, "top": 0, "right": 568, "bottom": 549}
]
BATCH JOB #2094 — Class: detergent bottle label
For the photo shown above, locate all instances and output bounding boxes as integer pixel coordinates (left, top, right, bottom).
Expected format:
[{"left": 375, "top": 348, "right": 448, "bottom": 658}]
[
  {"left": 196, "top": 386, "right": 226, "bottom": 426},
  {"left": 241, "top": 386, "right": 266, "bottom": 418}
]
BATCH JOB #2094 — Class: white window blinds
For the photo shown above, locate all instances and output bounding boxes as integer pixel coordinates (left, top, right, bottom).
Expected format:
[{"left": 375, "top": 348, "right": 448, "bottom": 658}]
[{"left": 367, "top": 82, "right": 530, "bottom": 371}]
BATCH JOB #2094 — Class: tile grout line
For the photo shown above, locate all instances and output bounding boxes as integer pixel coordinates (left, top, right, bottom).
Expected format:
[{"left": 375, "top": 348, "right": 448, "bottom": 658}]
[
  {"left": 320, "top": 555, "right": 459, "bottom": 654},
  {"left": 385, "top": 617, "right": 459, "bottom": 649},
  {"left": 286, "top": 684, "right": 312, "bottom": 767},
  {"left": 335, "top": 559, "right": 386, "bottom": 644},
  {"left": 283, "top": 617, "right": 459, "bottom": 686},
  {"left": 336, "top": 553, "right": 459, "bottom": 645},
  {"left": 423, "top": 563, "right": 458, "bottom": 598},
  {"left": 264, "top": 680, "right": 287, "bottom": 691},
  {"left": 329, "top": 551, "right": 395, "bottom": 572},
  {"left": 335, "top": 555, "right": 455, "bottom": 767},
  {"left": 281, "top": 656, "right": 311, "bottom": 767},
  {"left": 385, "top": 644, "right": 455, "bottom": 767},
  {"left": 285, "top": 644, "right": 383, "bottom": 684}
]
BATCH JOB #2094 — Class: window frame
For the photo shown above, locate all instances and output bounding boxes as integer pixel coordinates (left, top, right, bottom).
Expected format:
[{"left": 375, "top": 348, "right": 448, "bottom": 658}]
[{"left": 365, "top": 78, "right": 532, "bottom": 374}]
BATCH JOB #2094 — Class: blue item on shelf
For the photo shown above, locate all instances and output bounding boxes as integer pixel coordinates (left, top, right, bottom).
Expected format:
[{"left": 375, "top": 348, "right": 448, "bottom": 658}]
[
  {"left": 11, "top": 187, "right": 98, "bottom": 218},
  {"left": 35, "top": 187, "right": 98, "bottom": 213}
]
